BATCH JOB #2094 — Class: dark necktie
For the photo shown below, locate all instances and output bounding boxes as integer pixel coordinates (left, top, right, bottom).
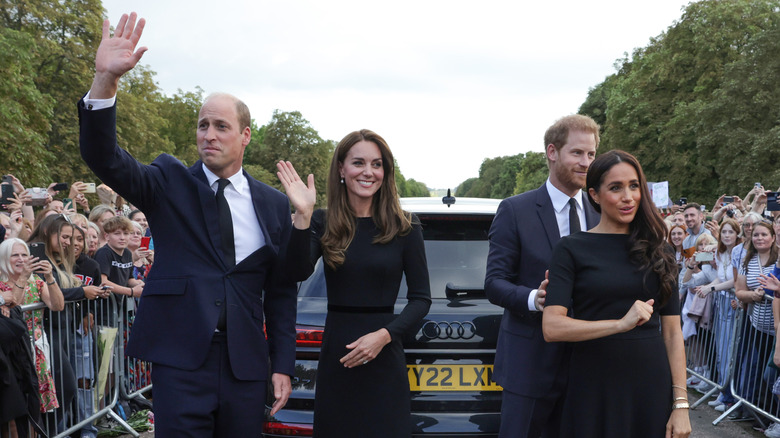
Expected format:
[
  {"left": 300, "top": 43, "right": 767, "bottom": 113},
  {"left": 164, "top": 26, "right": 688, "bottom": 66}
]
[
  {"left": 215, "top": 178, "right": 233, "bottom": 331},
  {"left": 215, "top": 178, "right": 236, "bottom": 266},
  {"left": 568, "top": 197, "right": 581, "bottom": 235}
]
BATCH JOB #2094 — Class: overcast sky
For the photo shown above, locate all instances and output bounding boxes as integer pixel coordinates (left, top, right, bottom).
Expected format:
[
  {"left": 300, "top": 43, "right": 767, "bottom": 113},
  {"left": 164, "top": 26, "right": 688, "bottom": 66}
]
[{"left": 102, "top": 0, "right": 693, "bottom": 190}]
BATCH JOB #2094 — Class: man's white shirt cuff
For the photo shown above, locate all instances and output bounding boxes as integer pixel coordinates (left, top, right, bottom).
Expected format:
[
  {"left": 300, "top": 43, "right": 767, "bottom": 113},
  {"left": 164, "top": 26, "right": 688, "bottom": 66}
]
[
  {"left": 528, "top": 289, "right": 539, "bottom": 312},
  {"left": 83, "top": 90, "right": 116, "bottom": 110}
]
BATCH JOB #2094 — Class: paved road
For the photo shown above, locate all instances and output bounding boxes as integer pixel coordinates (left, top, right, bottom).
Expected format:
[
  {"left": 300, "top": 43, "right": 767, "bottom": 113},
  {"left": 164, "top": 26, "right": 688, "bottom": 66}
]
[
  {"left": 118, "top": 393, "right": 766, "bottom": 437},
  {"left": 689, "top": 393, "right": 764, "bottom": 438}
]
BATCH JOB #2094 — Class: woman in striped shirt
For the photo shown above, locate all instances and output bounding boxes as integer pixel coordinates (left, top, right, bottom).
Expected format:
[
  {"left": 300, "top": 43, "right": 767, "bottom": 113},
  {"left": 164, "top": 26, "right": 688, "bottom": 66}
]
[{"left": 734, "top": 220, "right": 778, "bottom": 406}]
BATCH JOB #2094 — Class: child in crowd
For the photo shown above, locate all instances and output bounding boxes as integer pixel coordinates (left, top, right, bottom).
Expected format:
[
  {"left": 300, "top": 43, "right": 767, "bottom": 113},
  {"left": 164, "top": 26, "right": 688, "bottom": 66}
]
[{"left": 93, "top": 216, "right": 144, "bottom": 326}]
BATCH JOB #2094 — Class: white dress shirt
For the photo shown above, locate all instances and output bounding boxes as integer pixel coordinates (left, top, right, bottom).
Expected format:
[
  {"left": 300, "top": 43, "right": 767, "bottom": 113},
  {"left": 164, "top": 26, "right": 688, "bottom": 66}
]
[{"left": 202, "top": 165, "right": 265, "bottom": 264}]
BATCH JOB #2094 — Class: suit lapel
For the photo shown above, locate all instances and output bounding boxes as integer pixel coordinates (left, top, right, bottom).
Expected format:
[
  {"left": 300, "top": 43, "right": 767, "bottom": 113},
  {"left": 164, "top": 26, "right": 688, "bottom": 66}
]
[
  {"left": 535, "top": 185, "right": 560, "bottom": 248},
  {"left": 244, "top": 171, "right": 274, "bottom": 253},
  {"left": 190, "top": 162, "right": 231, "bottom": 269}
]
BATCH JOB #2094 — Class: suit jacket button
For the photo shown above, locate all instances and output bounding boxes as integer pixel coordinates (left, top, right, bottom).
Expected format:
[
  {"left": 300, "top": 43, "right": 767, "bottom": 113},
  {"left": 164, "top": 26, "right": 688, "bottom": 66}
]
[{"left": 215, "top": 300, "right": 222, "bottom": 306}]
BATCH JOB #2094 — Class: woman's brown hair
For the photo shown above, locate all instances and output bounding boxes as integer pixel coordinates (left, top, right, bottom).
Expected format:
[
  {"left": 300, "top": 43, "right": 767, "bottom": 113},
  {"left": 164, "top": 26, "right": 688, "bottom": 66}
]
[
  {"left": 586, "top": 150, "right": 677, "bottom": 307},
  {"left": 717, "top": 218, "right": 741, "bottom": 256},
  {"left": 742, "top": 221, "right": 778, "bottom": 272},
  {"left": 321, "top": 129, "right": 412, "bottom": 269}
]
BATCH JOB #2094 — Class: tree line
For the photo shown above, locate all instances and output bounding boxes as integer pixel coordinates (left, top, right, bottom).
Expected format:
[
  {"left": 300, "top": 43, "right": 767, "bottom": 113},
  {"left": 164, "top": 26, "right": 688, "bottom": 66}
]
[
  {"left": 458, "top": 0, "right": 780, "bottom": 204},
  {"left": 1, "top": 0, "right": 429, "bottom": 207}
]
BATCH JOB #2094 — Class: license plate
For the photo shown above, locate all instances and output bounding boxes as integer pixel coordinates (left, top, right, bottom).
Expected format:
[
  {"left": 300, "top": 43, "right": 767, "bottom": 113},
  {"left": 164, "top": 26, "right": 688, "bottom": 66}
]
[{"left": 407, "top": 364, "right": 502, "bottom": 391}]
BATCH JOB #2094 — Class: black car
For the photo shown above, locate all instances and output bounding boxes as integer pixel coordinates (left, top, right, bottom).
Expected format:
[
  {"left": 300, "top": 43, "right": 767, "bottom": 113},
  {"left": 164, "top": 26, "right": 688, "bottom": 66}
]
[{"left": 263, "top": 197, "right": 503, "bottom": 437}]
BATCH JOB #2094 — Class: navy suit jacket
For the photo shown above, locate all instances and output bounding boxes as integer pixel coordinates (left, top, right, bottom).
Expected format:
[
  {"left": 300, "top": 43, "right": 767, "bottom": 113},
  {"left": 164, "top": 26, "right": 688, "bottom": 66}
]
[
  {"left": 484, "top": 184, "right": 599, "bottom": 397},
  {"left": 78, "top": 100, "right": 299, "bottom": 381}
]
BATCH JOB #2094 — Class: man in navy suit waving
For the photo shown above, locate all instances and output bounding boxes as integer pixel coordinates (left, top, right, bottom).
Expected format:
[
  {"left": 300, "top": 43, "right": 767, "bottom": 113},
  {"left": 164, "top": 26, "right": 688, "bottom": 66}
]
[
  {"left": 485, "top": 115, "right": 600, "bottom": 437},
  {"left": 78, "top": 12, "right": 310, "bottom": 436}
]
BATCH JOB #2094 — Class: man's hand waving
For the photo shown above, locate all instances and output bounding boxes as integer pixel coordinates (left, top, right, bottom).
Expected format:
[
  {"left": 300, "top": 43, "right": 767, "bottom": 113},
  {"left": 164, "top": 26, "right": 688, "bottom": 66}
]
[{"left": 91, "top": 12, "right": 148, "bottom": 99}]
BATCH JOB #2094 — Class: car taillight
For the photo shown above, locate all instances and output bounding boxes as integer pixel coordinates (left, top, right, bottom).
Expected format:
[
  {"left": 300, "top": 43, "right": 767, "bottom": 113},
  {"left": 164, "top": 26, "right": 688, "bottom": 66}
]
[
  {"left": 296, "top": 325, "right": 324, "bottom": 347},
  {"left": 263, "top": 421, "right": 313, "bottom": 436}
]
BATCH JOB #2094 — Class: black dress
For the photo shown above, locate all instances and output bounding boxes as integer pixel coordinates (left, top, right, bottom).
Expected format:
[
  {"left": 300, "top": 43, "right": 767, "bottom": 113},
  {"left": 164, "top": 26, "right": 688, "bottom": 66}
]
[
  {"left": 545, "top": 233, "right": 680, "bottom": 438},
  {"left": 309, "top": 209, "right": 431, "bottom": 438}
]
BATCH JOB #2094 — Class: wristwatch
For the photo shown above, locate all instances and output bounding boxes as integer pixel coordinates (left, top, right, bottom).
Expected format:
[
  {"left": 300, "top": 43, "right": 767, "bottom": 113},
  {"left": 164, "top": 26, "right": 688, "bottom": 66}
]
[{"left": 711, "top": 286, "right": 716, "bottom": 292}]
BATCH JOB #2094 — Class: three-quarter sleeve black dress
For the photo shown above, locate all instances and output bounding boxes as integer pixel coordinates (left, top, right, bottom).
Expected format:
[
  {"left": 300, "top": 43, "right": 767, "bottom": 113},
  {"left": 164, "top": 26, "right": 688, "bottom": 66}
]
[
  {"left": 545, "top": 232, "right": 680, "bottom": 438},
  {"left": 310, "top": 209, "right": 431, "bottom": 438}
]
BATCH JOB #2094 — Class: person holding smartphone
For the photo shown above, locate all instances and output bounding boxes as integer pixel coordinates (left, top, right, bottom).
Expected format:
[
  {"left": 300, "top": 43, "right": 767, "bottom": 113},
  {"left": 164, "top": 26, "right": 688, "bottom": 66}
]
[
  {"left": 128, "top": 220, "right": 153, "bottom": 283},
  {"left": 679, "top": 233, "right": 718, "bottom": 390},
  {"left": 0, "top": 238, "right": 65, "bottom": 415}
]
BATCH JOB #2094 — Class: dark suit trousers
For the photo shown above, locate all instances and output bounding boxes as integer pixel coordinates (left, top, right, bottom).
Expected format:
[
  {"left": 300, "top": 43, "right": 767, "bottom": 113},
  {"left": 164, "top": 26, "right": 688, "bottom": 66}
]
[
  {"left": 499, "top": 388, "right": 564, "bottom": 438},
  {"left": 152, "top": 332, "right": 267, "bottom": 437}
]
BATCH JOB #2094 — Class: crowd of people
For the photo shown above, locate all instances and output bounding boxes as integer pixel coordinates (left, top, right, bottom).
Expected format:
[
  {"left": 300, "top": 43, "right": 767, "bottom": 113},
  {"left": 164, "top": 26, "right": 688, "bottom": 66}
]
[
  {"left": 664, "top": 189, "right": 780, "bottom": 436},
  {"left": 0, "top": 176, "right": 153, "bottom": 437}
]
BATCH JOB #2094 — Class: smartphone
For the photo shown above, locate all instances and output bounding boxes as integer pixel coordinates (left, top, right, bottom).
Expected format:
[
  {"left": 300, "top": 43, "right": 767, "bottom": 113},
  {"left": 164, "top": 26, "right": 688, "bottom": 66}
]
[
  {"left": 677, "top": 197, "right": 687, "bottom": 206},
  {"left": 767, "top": 192, "right": 780, "bottom": 211},
  {"left": 83, "top": 183, "right": 96, "bottom": 194},
  {"left": 100, "top": 285, "right": 111, "bottom": 291},
  {"left": 62, "top": 198, "right": 73, "bottom": 209},
  {"left": 141, "top": 236, "right": 151, "bottom": 249},
  {"left": 51, "top": 182, "right": 68, "bottom": 192},
  {"left": 695, "top": 252, "right": 714, "bottom": 262},
  {"left": 723, "top": 196, "right": 734, "bottom": 204},
  {"left": 756, "top": 182, "right": 762, "bottom": 188},
  {"left": 28, "top": 242, "right": 49, "bottom": 273},
  {"left": 0, "top": 184, "right": 13, "bottom": 207},
  {"left": 1, "top": 175, "right": 12, "bottom": 184}
]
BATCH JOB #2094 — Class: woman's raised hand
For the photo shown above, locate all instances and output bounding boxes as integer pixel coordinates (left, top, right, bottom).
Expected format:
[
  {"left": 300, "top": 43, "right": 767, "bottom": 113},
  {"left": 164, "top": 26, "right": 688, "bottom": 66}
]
[{"left": 276, "top": 161, "right": 316, "bottom": 229}]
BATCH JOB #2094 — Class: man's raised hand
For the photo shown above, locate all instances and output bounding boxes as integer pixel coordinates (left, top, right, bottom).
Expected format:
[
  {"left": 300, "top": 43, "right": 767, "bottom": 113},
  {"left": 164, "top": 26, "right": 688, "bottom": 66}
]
[{"left": 91, "top": 12, "right": 148, "bottom": 98}]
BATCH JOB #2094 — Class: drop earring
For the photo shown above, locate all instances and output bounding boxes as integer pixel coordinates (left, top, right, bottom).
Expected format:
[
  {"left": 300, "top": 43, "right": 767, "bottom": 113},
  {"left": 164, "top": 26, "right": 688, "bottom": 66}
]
[{"left": 340, "top": 177, "right": 344, "bottom": 184}]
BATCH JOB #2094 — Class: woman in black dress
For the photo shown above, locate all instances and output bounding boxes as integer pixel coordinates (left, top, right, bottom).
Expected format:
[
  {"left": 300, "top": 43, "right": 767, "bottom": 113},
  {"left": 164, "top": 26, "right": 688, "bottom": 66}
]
[
  {"left": 277, "top": 129, "right": 431, "bottom": 437},
  {"left": 542, "top": 150, "right": 691, "bottom": 438}
]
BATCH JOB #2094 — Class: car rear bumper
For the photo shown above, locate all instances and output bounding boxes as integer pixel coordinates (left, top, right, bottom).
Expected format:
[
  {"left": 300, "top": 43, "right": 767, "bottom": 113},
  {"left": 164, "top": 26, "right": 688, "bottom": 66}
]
[{"left": 263, "top": 409, "right": 500, "bottom": 437}]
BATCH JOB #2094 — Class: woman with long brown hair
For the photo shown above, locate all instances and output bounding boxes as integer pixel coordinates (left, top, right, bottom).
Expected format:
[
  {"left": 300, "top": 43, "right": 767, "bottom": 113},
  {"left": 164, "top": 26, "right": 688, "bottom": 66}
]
[
  {"left": 733, "top": 220, "right": 778, "bottom": 409},
  {"left": 277, "top": 129, "right": 431, "bottom": 437},
  {"left": 694, "top": 218, "right": 741, "bottom": 409},
  {"left": 542, "top": 150, "right": 690, "bottom": 437}
]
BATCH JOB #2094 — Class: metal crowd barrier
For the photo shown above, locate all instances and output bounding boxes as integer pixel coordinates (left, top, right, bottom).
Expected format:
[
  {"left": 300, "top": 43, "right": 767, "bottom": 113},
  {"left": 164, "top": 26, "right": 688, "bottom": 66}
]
[
  {"left": 5, "top": 293, "right": 154, "bottom": 438},
  {"left": 685, "top": 291, "right": 780, "bottom": 430}
]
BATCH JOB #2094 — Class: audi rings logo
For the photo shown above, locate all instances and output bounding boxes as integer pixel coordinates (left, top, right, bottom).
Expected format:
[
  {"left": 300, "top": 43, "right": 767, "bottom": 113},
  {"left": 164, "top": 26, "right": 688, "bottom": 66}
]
[{"left": 421, "top": 321, "right": 476, "bottom": 340}]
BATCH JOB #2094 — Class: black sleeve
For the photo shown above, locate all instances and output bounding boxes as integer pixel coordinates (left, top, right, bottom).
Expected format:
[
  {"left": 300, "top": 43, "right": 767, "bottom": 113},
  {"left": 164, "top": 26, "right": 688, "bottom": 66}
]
[
  {"left": 310, "top": 209, "right": 325, "bottom": 264},
  {"left": 0, "top": 313, "right": 26, "bottom": 345},
  {"left": 93, "top": 248, "right": 111, "bottom": 277},
  {"left": 544, "top": 237, "right": 576, "bottom": 310},
  {"left": 384, "top": 220, "right": 432, "bottom": 340}
]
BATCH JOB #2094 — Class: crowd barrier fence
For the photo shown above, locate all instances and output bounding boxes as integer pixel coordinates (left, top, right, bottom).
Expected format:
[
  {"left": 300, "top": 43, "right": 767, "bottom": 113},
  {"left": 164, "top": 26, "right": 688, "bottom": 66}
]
[
  {"left": 4, "top": 293, "right": 153, "bottom": 438},
  {"left": 685, "top": 291, "right": 780, "bottom": 431},
  {"left": 10, "top": 284, "right": 780, "bottom": 435}
]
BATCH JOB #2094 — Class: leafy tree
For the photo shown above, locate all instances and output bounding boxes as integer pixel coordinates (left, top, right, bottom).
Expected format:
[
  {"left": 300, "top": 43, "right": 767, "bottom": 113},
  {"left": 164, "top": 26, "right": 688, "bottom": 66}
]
[
  {"left": 455, "top": 178, "right": 478, "bottom": 197},
  {"left": 697, "top": 26, "right": 780, "bottom": 191},
  {"left": 513, "top": 152, "right": 548, "bottom": 195},
  {"left": 258, "top": 111, "right": 334, "bottom": 206},
  {"left": 593, "top": 0, "right": 780, "bottom": 202},
  {"left": 492, "top": 154, "right": 522, "bottom": 199},
  {"left": 158, "top": 87, "right": 204, "bottom": 166},
  {"left": 1, "top": 0, "right": 103, "bottom": 185},
  {"left": 0, "top": 27, "right": 55, "bottom": 183},
  {"left": 403, "top": 179, "right": 430, "bottom": 197},
  {"left": 115, "top": 66, "right": 176, "bottom": 165}
]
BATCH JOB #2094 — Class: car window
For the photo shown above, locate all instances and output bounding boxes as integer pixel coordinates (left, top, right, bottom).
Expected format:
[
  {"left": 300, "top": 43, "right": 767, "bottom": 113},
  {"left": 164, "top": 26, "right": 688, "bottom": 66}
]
[{"left": 298, "top": 214, "right": 494, "bottom": 299}]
